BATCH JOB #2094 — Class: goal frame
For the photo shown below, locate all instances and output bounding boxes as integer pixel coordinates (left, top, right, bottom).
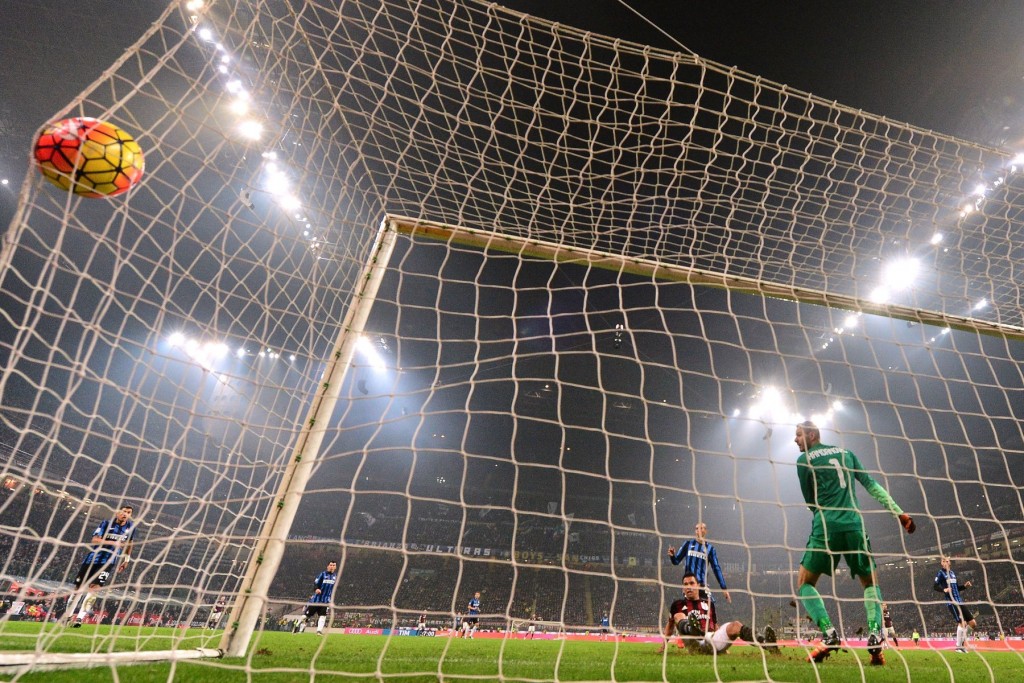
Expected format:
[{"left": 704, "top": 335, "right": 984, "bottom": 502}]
[
  {"left": 221, "top": 212, "right": 1024, "bottom": 657},
  {"left": 219, "top": 217, "right": 399, "bottom": 657}
]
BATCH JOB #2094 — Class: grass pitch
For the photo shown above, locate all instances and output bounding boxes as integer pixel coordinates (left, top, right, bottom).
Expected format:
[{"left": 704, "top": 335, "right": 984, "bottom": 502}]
[{"left": 1, "top": 623, "right": 1022, "bottom": 682}]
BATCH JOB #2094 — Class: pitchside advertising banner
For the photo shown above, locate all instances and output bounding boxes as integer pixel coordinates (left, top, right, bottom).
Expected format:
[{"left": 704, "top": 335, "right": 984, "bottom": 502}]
[{"left": 338, "top": 628, "right": 435, "bottom": 636}]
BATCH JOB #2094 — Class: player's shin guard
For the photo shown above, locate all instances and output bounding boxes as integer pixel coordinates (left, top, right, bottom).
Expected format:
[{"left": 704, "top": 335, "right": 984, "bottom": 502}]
[{"left": 797, "top": 583, "right": 832, "bottom": 634}]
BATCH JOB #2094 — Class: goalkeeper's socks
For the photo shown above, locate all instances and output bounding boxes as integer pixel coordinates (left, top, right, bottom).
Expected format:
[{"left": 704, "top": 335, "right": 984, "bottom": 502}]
[
  {"left": 797, "top": 583, "right": 832, "bottom": 634},
  {"left": 863, "top": 585, "right": 883, "bottom": 633}
]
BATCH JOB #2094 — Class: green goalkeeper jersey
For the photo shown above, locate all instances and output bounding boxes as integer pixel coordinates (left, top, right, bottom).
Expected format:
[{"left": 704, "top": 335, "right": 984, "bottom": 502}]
[{"left": 796, "top": 442, "right": 903, "bottom": 537}]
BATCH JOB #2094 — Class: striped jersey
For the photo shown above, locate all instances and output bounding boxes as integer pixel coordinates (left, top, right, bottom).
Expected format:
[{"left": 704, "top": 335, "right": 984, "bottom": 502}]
[
  {"left": 934, "top": 568, "right": 966, "bottom": 603},
  {"left": 309, "top": 570, "right": 337, "bottom": 604},
  {"left": 669, "top": 539, "right": 728, "bottom": 590},
  {"left": 82, "top": 518, "right": 135, "bottom": 566}
]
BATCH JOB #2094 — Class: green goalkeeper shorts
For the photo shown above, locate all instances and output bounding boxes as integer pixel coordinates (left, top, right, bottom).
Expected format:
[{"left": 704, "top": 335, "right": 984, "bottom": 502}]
[{"left": 801, "top": 530, "right": 875, "bottom": 578}]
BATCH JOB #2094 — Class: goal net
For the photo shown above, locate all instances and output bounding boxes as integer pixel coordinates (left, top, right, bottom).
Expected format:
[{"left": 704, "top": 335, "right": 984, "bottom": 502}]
[{"left": 2, "top": 0, "right": 1024, "bottom": 679}]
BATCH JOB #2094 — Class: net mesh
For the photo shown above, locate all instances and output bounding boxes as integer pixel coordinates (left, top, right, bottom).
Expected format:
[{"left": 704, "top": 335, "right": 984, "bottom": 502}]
[{"left": 2, "top": 0, "right": 1024, "bottom": 678}]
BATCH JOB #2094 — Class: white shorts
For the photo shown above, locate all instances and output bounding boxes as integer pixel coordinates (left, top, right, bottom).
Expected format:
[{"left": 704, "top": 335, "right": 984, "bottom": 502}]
[
  {"left": 884, "top": 626, "right": 897, "bottom": 639},
  {"left": 702, "top": 622, "right": 734, "bottom": 653},
  {"left": 527, "top": 625, "right": 535, "bottom": 633}
]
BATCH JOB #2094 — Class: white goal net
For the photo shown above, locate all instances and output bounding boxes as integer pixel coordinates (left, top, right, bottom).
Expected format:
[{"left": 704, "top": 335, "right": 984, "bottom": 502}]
[{"left": 2, "top": 0, "right": 1024, "bottom": 679}]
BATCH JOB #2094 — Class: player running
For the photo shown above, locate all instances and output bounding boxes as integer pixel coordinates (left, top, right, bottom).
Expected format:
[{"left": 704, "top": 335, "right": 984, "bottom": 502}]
[
  {"left": 302, "top": 560, "right": 337, "bottom": 635},
  {"left": 67, "top": 504, "right": 136, "bottom": 627}
]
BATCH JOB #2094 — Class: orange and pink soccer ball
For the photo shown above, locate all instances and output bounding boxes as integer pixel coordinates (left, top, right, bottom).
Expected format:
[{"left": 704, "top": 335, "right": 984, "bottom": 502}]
[{"left": 34, "top": 117, "right": 144, "bottom": 197}]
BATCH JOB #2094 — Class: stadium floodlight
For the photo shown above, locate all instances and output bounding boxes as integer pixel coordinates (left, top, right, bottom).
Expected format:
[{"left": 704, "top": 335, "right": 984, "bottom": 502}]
[
  {"left": 356, "top": 336, "right": 386, "bottom": 371},
  {"left": 746, "top": 386, "right": 800, "bottom": 425},
  {"left": 277, "top": 194, "right": 301, "bottom": 212},
  {"left": 882, "top": 257, "right": 920, "bottom": 292},
  {"left": 238, "top": 119, "right": 263, "bottom": 140},
  {"left": 869, "top": 286, "right": 891, "bottom": 303}
]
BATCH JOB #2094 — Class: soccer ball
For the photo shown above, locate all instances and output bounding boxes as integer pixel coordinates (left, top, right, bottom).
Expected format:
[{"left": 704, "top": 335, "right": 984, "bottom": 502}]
[{"left": 34, "top": 117, "right": 144, "bottom": 197}]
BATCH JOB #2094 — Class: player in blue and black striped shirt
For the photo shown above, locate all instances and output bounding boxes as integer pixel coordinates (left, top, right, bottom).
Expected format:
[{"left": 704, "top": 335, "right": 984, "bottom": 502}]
[
  {"left": 935, "top": 556, "right": 975, "bottom": 653},
  {"left": 68, "top": 504, "right": 136, "bottom": 626},
  {"left": 302, "top": 561, "right": 337, "bottom": 635},
  {"left": 667, "top": 522, "right": 731, "bottom": 604}
]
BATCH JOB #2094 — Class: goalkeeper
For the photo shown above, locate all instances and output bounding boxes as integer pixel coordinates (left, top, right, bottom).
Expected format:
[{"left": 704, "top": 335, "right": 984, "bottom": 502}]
[{"left": 793, "top": 421, "right": 915, "bottom": 666}]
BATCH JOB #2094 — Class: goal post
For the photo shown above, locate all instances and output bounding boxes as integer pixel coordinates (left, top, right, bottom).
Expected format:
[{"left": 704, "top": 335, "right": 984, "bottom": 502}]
[{"left": 220, "top": 218, "right": 398, "bottom": 657}]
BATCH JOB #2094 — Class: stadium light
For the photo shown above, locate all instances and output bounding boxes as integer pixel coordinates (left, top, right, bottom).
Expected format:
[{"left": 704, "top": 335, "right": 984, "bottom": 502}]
[
  {"left": 882, "top": 257, "right": 919, "bottom": 291},
  {"left": 167, "top": 333, "right": 230, "bottom": 370},
  {"left": 238, "top": 119, "right": 263, "bottom": 141},
  {"left": 277, "top": 194, "right": 301, "bottom": 212},
  {"left": 868, "top": 286, "right": 890, "bottom": 304},
  {"left": 264, "top": 167, "right": 290, "bottom": 194},
  {"left": 356, "top": 336, "right": 386, "bottom": 371},
  {"left": 746, "top": 386, "right": 799, "bottom": 424}
]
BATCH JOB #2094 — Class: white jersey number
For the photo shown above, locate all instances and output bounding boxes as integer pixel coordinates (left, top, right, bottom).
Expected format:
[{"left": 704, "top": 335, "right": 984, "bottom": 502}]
[{"left": 828, "top": 458, "right": 847, "bottom": 488}]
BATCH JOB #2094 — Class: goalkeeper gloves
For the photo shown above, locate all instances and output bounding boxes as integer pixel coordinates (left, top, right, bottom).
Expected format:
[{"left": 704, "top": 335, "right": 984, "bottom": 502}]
[{"left": 898, "top": 514, "right": 916, "bottom": 534}]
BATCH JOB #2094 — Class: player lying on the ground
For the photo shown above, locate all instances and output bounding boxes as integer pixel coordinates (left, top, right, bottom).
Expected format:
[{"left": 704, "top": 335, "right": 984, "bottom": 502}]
[{"left": 656, "top": 572, "right": 753, "bottom": 655}]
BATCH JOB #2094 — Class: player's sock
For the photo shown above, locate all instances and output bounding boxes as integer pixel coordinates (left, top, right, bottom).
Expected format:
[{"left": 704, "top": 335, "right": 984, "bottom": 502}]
[
  {"left": 797, "top": 584, "right": 832, "bottom": 634},
  {"left": 317, "top": 616, "right": 326, "bottom": 633},
  {"left": 78, "top": 594, "right": 97, "bottom": 621},
  {"left": 863, "top": 585, "right": 883, "bottom": 634},
  {"left": 955, "top": 625, "right": 965, "bottom": 648}
]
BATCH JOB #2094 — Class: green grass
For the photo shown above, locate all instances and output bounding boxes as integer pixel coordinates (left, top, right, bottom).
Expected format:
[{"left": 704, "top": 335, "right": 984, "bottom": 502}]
[{"left": 1, "top": 623, "right": 1022, "bottom": 682}]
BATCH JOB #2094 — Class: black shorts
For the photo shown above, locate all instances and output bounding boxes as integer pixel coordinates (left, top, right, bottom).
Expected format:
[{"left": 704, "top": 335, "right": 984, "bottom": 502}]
[
  {"left": 74, "top": 563, "right": 113, "bottom": 589},
  {"left": 947, "top": 602, "right": 974, "bottom": 624},
  {"left": 305, "top": 604, "right": 329, "bottom": 618},
  {"left": 465, "top": 616, "right": 479, "bottom": 625}
]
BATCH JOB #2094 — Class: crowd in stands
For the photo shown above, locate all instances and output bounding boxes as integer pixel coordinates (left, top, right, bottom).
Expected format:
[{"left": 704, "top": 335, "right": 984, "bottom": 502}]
[{"left": 4, "top": 481, "right": 1024, "bottom": 639}]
